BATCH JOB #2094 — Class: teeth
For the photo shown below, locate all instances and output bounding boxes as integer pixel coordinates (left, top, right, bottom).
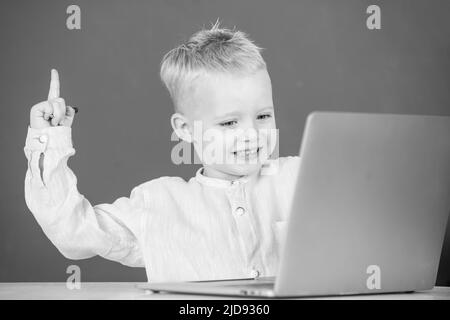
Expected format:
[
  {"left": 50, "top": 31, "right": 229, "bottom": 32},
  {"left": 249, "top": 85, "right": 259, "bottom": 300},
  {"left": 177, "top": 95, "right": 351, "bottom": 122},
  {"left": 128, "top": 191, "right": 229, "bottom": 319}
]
[{"left": 234, "top": 147, "right": 260, "bottom": 157}]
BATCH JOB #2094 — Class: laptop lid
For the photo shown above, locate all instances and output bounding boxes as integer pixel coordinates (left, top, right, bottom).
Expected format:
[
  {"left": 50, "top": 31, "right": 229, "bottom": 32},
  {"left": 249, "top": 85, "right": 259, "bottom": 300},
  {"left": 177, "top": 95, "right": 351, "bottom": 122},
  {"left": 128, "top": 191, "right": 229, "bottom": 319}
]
[{"left": 276, "top": 112, "right": 450, "bottom": 296}]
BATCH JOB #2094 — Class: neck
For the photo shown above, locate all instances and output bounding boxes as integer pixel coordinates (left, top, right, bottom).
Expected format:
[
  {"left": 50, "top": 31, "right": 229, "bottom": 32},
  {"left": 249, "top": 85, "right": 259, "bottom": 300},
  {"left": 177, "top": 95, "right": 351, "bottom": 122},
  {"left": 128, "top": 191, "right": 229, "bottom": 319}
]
[{"left": 202, "top": 166, "right": 245, "bottom": 181}]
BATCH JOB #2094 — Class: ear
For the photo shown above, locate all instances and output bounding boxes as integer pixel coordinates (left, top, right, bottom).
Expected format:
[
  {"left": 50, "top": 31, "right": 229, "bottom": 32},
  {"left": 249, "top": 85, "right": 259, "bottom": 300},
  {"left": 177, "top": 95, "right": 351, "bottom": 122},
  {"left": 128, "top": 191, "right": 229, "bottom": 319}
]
[{"left": 170, "top": 113, "right": 192, "bottom": 143}]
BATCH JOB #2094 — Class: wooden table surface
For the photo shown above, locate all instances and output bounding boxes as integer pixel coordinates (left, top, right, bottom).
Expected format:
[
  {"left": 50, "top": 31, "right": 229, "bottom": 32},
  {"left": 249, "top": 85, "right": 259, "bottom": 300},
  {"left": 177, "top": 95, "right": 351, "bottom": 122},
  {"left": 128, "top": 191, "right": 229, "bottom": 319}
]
[{"left": 0, "top": 283, "right": 449, "bottom": 300}]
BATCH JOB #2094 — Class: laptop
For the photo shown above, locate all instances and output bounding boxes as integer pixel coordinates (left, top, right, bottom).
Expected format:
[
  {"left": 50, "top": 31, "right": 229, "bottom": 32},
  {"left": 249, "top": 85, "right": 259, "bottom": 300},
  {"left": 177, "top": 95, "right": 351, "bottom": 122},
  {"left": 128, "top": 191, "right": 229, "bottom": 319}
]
[{"left": 138, "top": 111, "right": 450, "bottom": 298}]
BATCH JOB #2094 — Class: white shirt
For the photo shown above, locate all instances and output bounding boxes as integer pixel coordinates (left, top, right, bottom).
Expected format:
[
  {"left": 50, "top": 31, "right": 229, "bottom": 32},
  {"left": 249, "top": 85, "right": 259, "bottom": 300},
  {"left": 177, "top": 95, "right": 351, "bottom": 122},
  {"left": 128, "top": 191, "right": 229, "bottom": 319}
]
[{"left": 24, "top": 126, "right": 300, "bottom": 282}]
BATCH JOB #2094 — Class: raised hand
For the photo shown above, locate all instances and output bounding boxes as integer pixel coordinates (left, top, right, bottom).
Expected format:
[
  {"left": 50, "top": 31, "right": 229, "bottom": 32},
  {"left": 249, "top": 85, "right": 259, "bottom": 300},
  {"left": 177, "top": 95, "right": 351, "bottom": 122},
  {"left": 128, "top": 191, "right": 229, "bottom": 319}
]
[{"left": 30, "top": 69, "right": 77, "bottom": 129}]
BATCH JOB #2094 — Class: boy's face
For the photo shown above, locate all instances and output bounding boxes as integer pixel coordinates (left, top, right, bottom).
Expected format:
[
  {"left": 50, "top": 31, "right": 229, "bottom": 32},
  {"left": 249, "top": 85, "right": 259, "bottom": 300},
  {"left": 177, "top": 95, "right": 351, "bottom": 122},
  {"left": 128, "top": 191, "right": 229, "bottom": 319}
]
[{"left": 183, "top": 68, "right": 277, "bottom": 180}]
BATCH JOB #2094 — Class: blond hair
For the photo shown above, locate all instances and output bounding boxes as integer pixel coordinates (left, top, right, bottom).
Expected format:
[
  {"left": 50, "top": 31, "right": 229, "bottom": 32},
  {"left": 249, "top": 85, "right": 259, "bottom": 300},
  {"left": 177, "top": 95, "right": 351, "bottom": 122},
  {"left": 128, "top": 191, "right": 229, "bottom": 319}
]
[{"left": 160, "top": 20, "right": 267, "bottom": 112}]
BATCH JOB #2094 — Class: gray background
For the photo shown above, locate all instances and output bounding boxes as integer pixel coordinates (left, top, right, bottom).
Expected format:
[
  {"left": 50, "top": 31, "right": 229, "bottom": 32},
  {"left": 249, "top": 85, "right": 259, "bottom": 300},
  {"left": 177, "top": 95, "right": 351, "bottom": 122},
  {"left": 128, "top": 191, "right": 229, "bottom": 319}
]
[{"left": 0, "top": 0, "right": 449, "bottom": 284}]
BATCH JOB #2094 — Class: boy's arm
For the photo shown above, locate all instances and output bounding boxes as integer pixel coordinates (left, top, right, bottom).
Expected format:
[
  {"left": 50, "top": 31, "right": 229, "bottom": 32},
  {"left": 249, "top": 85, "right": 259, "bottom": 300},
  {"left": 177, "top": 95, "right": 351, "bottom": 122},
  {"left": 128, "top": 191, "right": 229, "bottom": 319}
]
[{"left": 24, "top": 126, "right": 145, "bottom": 267}]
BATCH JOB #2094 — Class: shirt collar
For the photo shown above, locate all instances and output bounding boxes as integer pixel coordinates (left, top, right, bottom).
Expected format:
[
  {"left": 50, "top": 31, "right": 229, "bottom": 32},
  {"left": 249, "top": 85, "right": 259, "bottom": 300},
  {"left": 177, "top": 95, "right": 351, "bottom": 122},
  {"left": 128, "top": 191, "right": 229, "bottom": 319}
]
[{"left": 195, "top": 167, "right": 255, "bottom": 188}]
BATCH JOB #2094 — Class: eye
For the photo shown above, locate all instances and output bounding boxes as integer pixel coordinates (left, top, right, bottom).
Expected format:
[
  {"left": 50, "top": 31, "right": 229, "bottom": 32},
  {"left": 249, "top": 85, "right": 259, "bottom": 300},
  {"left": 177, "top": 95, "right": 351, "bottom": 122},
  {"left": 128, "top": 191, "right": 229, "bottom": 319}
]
[
  {"left": 257, "top": 113, "right": 272, "bottom": 120},
  {"left": 219, "top": 120, "right": 238, "bottom": 127}
]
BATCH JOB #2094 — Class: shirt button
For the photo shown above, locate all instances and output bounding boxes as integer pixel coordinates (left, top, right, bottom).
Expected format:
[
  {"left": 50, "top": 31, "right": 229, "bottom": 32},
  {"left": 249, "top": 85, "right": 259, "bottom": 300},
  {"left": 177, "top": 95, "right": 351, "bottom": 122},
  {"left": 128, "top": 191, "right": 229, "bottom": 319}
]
[
  {"left": 39, "top": 135, "right": 48, "bottom": 144},
  {"left": 250, "top": 269, "right": 260, "bottom": 278},
  {"left": 235, "top": 207, "right": 245, "bottom": 216}
]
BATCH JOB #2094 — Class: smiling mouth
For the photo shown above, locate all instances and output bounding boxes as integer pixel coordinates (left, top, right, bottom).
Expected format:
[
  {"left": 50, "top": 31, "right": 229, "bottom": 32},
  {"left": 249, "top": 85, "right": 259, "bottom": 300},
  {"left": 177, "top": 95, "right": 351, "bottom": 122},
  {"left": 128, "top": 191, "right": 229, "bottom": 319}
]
[{"left": 232, "top": 147, "right": 261, "bottom": 157}]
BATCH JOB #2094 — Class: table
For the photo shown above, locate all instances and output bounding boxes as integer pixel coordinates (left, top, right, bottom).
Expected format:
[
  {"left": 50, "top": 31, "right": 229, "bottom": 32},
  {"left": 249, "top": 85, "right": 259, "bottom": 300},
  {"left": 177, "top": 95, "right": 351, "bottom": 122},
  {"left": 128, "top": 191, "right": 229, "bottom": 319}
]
[{"left": 0, "top": 283, "right": 449, "bottom": 300}]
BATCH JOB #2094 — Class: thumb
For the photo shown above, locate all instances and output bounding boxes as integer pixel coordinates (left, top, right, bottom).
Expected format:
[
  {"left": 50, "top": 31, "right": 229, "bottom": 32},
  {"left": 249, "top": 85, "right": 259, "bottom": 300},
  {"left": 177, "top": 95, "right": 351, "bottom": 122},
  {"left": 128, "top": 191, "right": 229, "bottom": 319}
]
[
  {"left": 61, "top": 106, "right": 76, "bottom": 127},
  {"left": 66, "top": 105, "right": 76, "bottom": 117}
]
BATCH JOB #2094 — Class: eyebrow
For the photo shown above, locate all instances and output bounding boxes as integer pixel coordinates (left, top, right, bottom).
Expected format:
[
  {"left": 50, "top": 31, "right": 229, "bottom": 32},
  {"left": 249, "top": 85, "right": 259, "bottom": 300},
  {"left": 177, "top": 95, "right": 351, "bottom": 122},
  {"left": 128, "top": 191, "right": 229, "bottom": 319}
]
[
  {"left": 215, "top": 106, "right": 274, "bottom": 120},
  {"left": 216, "top": 111, "right": 241, "bottom": 119},
  {"left": 258, "top": 106, "right": 274, "bottom": 112}
]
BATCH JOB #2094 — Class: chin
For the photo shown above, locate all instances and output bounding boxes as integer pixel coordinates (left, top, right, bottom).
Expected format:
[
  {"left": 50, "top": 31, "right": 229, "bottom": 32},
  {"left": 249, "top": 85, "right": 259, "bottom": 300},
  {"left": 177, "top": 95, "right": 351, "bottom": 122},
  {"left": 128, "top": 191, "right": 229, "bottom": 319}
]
[{"left": 223, "top": 163, "right": 263, "bottom": 177}]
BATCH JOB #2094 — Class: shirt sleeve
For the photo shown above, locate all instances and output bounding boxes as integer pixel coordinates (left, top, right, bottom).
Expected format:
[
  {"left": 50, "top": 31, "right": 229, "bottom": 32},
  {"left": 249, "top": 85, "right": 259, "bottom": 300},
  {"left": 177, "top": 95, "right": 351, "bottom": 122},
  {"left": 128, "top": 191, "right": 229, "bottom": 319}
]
[{"left": 23, "top": 126, "right": 145, "bottom": 267}]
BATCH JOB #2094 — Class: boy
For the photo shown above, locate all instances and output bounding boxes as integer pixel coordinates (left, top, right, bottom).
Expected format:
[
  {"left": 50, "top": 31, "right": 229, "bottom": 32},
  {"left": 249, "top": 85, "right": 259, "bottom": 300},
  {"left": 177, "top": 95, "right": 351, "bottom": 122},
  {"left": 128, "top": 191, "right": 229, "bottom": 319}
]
[{"left": 24, "top": 22, "right": 300, "bottom": 282}]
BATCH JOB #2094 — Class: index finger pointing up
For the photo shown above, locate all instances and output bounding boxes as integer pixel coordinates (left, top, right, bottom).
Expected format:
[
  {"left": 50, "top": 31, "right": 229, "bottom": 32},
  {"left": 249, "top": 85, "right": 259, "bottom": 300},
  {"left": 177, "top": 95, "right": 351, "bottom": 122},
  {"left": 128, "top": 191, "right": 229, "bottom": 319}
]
[{"left": 48, "top": 68, "right": 60, "bottom": 100}]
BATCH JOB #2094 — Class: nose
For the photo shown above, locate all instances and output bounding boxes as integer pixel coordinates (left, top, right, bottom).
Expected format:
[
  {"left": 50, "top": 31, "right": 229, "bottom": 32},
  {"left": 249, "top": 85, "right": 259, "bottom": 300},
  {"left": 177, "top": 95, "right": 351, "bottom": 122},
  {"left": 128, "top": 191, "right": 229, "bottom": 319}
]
[{"left": 240, "top": 119, "right": 258, "bottom": 143}]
